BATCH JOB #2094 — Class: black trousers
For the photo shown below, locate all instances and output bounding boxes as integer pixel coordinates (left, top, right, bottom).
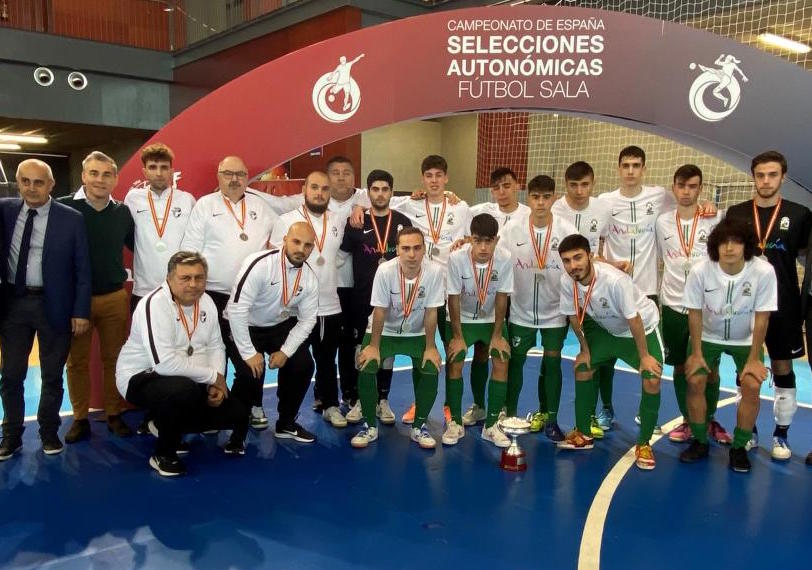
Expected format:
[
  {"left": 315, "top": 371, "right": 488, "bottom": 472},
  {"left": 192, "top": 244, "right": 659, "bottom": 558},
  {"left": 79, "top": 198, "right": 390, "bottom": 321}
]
[
  {"left": 126, "top": 371, "right": 248, "bottom": 456},
  {"left": 229, "top": 318, "right": 315, "bottom": 429},
  {"left": 309, "top": 313, "right": 343, "bottom": 409},
  {"left": 130, "top": 293, "right": 142, "bottom": 315},
  {"left": 0, "top": 293, "right": 71, "bottom": 440}
]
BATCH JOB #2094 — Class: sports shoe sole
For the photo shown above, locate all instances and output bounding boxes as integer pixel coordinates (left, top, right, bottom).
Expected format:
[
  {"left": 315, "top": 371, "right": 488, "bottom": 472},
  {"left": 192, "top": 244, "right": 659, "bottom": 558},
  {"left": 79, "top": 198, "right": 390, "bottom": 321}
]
[
  {"left": 149, "top": 456, "right": 185, "bottom": 477},
  {"left": 0, "top": 445, "right": 22, "bottom": 461},
  {"left": 377, "top": 415, "right": 396, "bottom": 425},
  {"left": 481, "top": 433, "right": 511, "bottom": 448},
  {"left": 42, "top": 446, "right": 64, "bottom": 456},
  {"left": 274, "top": 431, "right": 315, "bottom": 443},
  {"left": 557, "top": 441, "right": 594, "bottom": 450},
  {"left": 224, "top": 446, "right": 246, "bottom": 456},
  {"left": 730, "top": 464, "right": 751, "bottom": 473},
  {"left": 771, "top": 451, "right": 791, "bottom": 461},
  {"left": 635, "top": 461, "right": 656, "bottom": 471},
  {"left": 351, "top": 434, "right": 377, "bottom": 449}
]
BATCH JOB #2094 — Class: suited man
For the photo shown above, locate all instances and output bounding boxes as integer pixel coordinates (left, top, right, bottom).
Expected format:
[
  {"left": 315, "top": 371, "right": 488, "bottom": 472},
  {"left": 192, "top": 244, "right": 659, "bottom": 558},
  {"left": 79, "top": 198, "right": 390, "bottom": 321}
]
[{"left": 0, "top": 159, "right": 92, "bottom": 460}]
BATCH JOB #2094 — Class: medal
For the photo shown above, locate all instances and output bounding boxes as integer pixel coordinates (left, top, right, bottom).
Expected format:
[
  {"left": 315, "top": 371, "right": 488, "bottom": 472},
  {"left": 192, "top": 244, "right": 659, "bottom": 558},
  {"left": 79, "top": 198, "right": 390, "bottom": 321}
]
[
  {"left": 470, "top": 253, "right": 494, "bottom": 317},
  {"left": 676, "top": 208, "right": 700, "bottom": 276},
  {"left": 301, "top": 207, "right": 327, "bottom": 262},
  {"left": 752, "top": 198, "right": 782, "bottom": 252},
  {"left": 175, "top": 299, "right": 199, "bottom": 356},
  {"left": 280, "top": 248, "right": 303, "bottom": 318},
  {"left": 400, "top": 265, "right": 423, "bottom": 320},
  {"left": 529, "top": 216, "right": 554, "bottom": 273},
  {"left": 148, "top": 188, "right": 173, "bottom": 245},
  {"left": 573, "top": 270, "right": 597, "bottom": 326},
  {"left": 222, "top": 193, "right": 248, "bottom": 241},
  {"left": 370, "top": 211, "right": 393, "bottom": 257},
  {"left": 425, "top": 198, "right": 447, "bottom": 245}
]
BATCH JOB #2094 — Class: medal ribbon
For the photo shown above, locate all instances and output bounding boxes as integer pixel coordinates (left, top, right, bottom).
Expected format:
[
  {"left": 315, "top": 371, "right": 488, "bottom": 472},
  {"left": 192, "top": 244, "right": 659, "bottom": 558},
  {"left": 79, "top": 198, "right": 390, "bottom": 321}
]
[
  {"left": 222, "top": 194, "right": 246, "bottom": 232},
  {"left": 370, "top": 211, "right": 393, "bottom": 255},
  {"left": 148, "top": 189, "right": 173, "bottom": 239},
  {"left": 280, "top": 248, "right": 304, "bottom": 307},
  {"left": 676, "top": 208, "right": 700, "bottom": 262},
  {"left": 529, "top": 216, "right": 554, "bottom": 271},
  {"left": 301, "top": 207, "right": 327, "bottom": 254},
  {"left": 752, "top": 198, "right": 782, "bottom": 250},
  {"left": 176, "top": 300, "right": 199, "bottom": 344},
  {"left": 470, "top": 252, "right": 494, "bottom": 311},
  {"left": 425, "top": 198, "right": 447, "bottom": 244},
  {"left": 399, "top": 266, "right": 423, "bottom": 318},
  {"left": 573, "top": 271, "right": 597, "bottom": 326}
]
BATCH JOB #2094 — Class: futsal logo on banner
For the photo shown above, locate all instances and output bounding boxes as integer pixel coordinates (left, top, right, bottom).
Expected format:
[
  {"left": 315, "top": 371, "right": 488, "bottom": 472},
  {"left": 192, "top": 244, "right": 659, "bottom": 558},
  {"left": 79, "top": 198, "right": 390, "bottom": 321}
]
[
  {"left": 688, "top": 54, "right": 749, "bottom": 122},
  {"left": 312, "top": 54, "right": 365, "bottom": 123}
]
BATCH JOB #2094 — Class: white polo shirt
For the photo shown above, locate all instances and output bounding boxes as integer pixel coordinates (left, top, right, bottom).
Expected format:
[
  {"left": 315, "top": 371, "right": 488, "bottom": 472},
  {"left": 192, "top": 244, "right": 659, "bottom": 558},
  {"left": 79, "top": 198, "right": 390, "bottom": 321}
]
[
  {"left": 470, "top": 202, "right": 530, "bottom": 233},
  {"left": 180, "top": 190, "right": 277, "bottom": 294},
  {"left": 683, "top": 257, "right": 778, "bottom": 345},
  {"left": 116, "top": 282, "right": 224, "bottom": 396},
  {"left": 125, "top": 186, "right": 196, "bottom": 297},
  {"left": 560, "top": 261, "right": 660, "bottom": 337},
  {"left": 447, "top": 244, "right": 514, "bottom": 323},
  {"left": 392, "top": 197, "right": 471, "bottom": 270},
  {"left": 270, "top": 207, "right": 344, "bottom": 316},
  {"left": 502, "top": 215, "right": 579, "bottom": 329},
  {"left": 369, "top": 257, "right": 446, "bottom": 336},
  {"left": 225, "top": 249, "right": 319, "bottom": 359}
]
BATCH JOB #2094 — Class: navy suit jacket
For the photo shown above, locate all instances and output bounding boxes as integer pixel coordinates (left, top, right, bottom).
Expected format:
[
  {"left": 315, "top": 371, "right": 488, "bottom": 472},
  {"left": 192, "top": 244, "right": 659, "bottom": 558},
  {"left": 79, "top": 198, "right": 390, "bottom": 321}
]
[{"left": 0, "top": 197, "right": 92, "bottom": 332}]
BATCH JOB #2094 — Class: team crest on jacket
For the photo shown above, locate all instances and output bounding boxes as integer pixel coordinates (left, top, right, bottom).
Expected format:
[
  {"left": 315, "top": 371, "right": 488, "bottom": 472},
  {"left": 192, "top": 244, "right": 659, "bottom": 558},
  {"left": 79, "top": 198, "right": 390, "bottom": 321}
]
[
  {"left": 200, "top": 310, "right": 208, "bottom": 322},
  {"left": 779, "top": 216, "right": 790, "bottom": 230},
  {"left": 172, "top": 207, "right": 182, "bottom": 218},
  {"left": 249, "top": 210, "right": 258, "bottom": 220},
  {"left": 742, "top": 282, "right": 752, "bottom": 296}
]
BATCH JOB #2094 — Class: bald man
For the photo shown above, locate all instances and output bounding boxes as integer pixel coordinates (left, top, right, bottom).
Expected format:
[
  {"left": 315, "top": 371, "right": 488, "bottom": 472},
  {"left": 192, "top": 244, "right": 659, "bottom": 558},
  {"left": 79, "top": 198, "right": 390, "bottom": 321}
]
[
  {"left": 225, "top": 222, "right": 321, "bottom": 442},
  {"left": 0, "top": 159, "right": 91, "bottom": 459},
  {"left": 181, "top": 155, "right": 278, "bottom": 429}
]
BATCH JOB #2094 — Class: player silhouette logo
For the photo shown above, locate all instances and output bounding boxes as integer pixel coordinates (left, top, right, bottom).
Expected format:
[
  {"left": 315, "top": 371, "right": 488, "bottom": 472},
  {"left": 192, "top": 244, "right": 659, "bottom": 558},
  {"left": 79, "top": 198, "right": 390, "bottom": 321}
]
[
  {"left": 688, "top": 54, "right": 748, "bottom": 122},
  {"left": 312, "top": 54, "right": 365, "bottom": 123}
]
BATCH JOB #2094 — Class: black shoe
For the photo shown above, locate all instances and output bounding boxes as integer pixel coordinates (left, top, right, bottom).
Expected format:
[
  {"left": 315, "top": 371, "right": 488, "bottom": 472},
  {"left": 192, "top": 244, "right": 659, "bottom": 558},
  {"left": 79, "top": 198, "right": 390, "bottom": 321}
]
[
  {"left": 805, "top": 451, "right": 812, "bottom": 466},
  {"left": 65, "top": 419, "right": 91, "bottom": 444},
  {"left": 0, "top": 438, "right": 22, "bottom": 461},
  {"left": 729, "top": 446, "right": 751, "bottom": 473},
  {"left": 42, "top": 434, "right": 64, "bottom": 455},
  {"left": 176, "top": 441, "right": 190, "bottom": 457},
  {"left": 274, "top": 422, "right": 316, "bottom": 443},
  {"left": 224, "top": 437, "right": 246, "bottom": 456},
  {"left": 679, "top": 440, "right": 710, "bottom": 463},
  {"left": 149, "top": 454, "right": 187, "bottom": 477},
  {"left": 311, "top": 399, "right": 323, "bottom": 413},
  {"left": 107, "top": 415, "right": 134, "bottom": 438},
  {"left": 136, "top": 417, "right": 151, "bottom": 435}
]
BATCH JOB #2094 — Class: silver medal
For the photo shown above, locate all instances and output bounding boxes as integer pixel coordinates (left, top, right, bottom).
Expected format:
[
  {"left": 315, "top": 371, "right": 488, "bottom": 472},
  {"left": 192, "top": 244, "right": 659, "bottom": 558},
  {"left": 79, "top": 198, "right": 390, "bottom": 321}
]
[
  {"left": 317, "top": 256, "right": 325, "bottom": 266},
  {"left": 187, "top": 345, "right": 194, "bottom": 356},
  {"left": 155, "top": 240, "right": 167, "bottom": 252},
  {"left": 239, "top": 232, "right": 249, "bottom": 241}
]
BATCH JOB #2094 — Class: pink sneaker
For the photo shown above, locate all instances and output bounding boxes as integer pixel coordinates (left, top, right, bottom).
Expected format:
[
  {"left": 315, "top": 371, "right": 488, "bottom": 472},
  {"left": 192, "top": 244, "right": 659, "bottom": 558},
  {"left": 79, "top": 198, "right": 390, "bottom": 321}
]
[
  {"left": 668, "top": 422, "right": 692, "bottom": 443},
  {"left": 708, "top": 420, "right": 732, "bottom": 445}
]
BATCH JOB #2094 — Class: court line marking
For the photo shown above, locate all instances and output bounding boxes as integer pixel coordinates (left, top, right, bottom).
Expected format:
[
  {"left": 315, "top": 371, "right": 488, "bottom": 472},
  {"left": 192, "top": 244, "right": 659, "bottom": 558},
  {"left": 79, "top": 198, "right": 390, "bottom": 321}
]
[{"left": 576, "top": 395, "right": 739, "bottom": 570}]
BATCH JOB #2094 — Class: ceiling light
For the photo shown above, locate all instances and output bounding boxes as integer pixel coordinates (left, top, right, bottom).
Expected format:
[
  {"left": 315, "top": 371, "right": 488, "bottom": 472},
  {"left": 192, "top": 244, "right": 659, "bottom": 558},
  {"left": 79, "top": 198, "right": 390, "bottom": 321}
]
[
  {"left": 0, "top": 134, "right": 48, "bottom": 144},
  {"left": 757, "top": 33, "right": 811, "bottom": 54},
  {"left": 0, "top": 143, "right": 22, "bottom": 151}
]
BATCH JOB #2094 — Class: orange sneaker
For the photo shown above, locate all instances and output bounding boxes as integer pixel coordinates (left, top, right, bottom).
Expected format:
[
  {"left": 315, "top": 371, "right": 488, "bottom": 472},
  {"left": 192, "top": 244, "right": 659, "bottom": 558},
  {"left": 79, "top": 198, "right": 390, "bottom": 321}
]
[
  {"left": 635, "top": 443, "right": 656, "bottom": 470},
  {"left": 401, "top": 403, "right": 416, "bottom": 425},
  {"left": 556, "top": 429, "right": 594, "bottom": 450},
  {"left": 444, "top": 405, "right": 452, "bottom": 424}
]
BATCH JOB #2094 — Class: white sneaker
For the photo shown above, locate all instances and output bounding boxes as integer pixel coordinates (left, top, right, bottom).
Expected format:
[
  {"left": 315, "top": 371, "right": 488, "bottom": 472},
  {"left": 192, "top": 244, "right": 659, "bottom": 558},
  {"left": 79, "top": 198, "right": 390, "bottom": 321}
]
[
  {"left": 376, "top": 399, "right": 396, "bottom": 425},
  {"left": 250, "top": 406, "right": 269, "bottom": 430},
  {"left": 481, "top": 424, "right": 511, "bottom": 448},
  {"left": 497, "top": 408, "right": 507, "bottom": 422},
  {"left": 345, "top": 401, "right": 363, "bottom": 424},
  {"left": 441, "top": 421, "right": 465, "bottom": 446},
  {"left": 350, "top": 424, "right": 378, "bottom": 448},
  {"left": 462, "top": 404, "right": 486, "bottom": 426},
  {"left": 411, "top": 424, "right": 436, "bottom": 449},
  {"left": 771, "top": 436, "right": 791, "bottom": 460},
  {"left": 745, "top": 431, "right": 759, "bottom": 451},
  {"left": 323, "top": 406, "right": 347, "bottom": 428}
]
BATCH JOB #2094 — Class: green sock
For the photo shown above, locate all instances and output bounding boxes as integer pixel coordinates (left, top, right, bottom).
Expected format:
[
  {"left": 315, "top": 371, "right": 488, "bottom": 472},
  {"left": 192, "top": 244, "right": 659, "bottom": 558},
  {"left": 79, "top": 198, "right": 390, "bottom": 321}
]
[
  {"left": 470, "top": 361, "right": 489, "bottom": 409},
  {"left": 599, "top": 361, "right": 615, "bottom": 410},
  {"left": 575, "top": 380, "right": 594, "bottom": 434},
  {"left": 358, "top": 372, "right": 378, "bottom": 427},
  {"left": 732, "top": 427, "right": 751, "bottom": 449},
  {"left": 505, "top": 356, "right": 526, "bottom": 416},
  {"left": 705, "top": 381, "right": 721, "bottom": 421},
  {"left": 690, "top": 422, "right": 709, "bottom": 444},
  {"left": 542, "top": 355, "right": 562, "bottom": 422},
  {"left": 537, "top": 372, "right": 548, "bottom": 414},
  {"left": 414, "top": 372, "right": 438, "bottom": 427},
  {"left": 486, "top": 380, "right": 507, "bottom": 427},
  {"left": 446, "top": 376, "right": 463, "bottom": 424},
  {"left": 673, "top": 371, "right": 688, "bottom": 418},
  {"left": 637, "top": 391, "right": 661, "bottom": 445},
  {"left": 411, "top": 367, "right": 420, "bottom": 394}
]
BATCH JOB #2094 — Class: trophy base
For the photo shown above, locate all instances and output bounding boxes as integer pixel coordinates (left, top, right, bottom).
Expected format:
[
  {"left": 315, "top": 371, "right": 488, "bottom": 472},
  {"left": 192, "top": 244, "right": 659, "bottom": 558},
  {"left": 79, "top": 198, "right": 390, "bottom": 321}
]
[{"left": 500, "top": 450, "right": 527, "bottom": 472}]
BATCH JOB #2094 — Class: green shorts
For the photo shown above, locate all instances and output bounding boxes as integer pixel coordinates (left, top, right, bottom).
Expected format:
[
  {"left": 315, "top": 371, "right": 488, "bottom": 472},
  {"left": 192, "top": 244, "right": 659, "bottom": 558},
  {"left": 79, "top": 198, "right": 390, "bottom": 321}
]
[
  {"left": 507, "top": 322, "right": 568, "bottom": 358},
  {"left": 582, "top": 316, "right": 663, "bottom": 378},
  {"left": 437, "top": 305, "right": 450, "bottom": 344},
  {"left": 448, "top": 322, "right": 510, "bottom": 361},
  {"left": 661, "top": 305, "right": 689, "bottom": 366},
  {"left": 360, "top": 333, "right": 437, "bottom": 374},
  {"left": 689, "top": 341, "right": 763, "bottom": 374}
]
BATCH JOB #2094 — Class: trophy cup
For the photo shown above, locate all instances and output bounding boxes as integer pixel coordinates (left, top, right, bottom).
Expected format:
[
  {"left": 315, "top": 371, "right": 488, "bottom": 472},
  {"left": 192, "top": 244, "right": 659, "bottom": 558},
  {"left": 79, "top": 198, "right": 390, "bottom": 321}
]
[{"left": 498, "top": 416, "right": 532, "bottom": 471}]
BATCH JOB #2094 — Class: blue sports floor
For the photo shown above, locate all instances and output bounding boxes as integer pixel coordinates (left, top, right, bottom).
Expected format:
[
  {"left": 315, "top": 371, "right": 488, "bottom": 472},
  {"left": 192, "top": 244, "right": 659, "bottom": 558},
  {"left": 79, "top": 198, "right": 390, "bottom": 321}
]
[{"left": 1, "top": 338, "right": 811, "bottom": 569}]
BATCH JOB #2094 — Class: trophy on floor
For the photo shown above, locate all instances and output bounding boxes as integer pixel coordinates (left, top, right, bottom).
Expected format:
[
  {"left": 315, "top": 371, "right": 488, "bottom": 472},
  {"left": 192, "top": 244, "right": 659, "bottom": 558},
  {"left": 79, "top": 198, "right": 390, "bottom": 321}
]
[{"left": 498, "top": 416, "right": 531, "bottom": 471}]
